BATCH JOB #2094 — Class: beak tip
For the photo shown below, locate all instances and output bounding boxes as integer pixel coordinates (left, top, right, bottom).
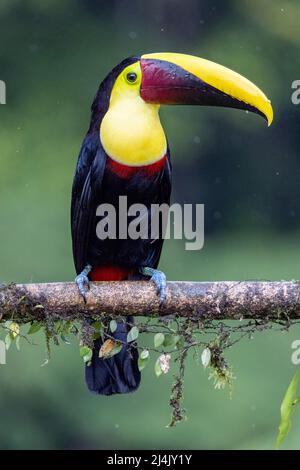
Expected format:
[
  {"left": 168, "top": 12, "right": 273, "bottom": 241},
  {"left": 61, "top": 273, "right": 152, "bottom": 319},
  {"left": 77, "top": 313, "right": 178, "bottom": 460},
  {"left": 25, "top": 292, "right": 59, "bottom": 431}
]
[
  {"left": 265, "top": 101, "right": 274, "bottom": 127},
  {"left": 142, "top": 52, "right": 274, "bottom": 127},
  {"left": 267, "top": 113, "right": 273, "bottom": 127}
]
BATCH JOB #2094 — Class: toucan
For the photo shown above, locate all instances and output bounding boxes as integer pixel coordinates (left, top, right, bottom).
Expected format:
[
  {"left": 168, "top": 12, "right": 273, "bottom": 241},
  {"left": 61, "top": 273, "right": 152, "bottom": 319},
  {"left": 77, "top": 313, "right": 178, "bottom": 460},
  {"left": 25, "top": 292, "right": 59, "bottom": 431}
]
[{"left": 71, "top": 52, "right": 273, "bottom": 395}]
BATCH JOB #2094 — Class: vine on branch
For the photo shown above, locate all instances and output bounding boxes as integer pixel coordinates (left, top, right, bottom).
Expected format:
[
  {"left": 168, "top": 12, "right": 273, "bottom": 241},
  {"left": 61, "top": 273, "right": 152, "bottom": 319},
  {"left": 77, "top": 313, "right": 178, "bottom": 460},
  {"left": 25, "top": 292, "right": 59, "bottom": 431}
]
[{"left": 1, "top": 310, "right": 298, "bottom": 429}]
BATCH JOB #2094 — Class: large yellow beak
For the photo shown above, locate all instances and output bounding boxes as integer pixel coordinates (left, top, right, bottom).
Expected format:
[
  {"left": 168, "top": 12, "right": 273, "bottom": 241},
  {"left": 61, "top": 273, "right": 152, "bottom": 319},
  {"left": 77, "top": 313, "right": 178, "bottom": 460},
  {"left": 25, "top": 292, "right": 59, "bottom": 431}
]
[{"left": 141, "top": 52, "right": 273, "bottom": 126}]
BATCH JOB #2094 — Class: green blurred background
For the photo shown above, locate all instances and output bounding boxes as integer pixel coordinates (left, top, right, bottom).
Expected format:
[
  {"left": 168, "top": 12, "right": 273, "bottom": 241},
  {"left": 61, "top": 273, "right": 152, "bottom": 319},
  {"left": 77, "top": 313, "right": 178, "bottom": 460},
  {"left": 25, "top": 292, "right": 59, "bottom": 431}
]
[{"left": 0, "top": 0, "right": 300, "bottom": 450}]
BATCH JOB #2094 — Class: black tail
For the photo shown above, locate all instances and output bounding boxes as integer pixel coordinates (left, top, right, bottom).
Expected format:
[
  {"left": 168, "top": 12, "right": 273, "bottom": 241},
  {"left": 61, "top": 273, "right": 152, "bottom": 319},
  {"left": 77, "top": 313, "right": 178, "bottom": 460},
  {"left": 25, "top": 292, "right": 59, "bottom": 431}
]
[{"left": 85, "top": 317, "right": 141, "bottom": 395}]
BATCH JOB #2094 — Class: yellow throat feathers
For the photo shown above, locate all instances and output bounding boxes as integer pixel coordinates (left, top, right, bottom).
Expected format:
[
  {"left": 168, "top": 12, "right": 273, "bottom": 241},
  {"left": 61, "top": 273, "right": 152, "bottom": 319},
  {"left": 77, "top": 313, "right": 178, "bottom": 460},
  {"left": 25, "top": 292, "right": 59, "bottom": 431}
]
[{"left": 100, "top": 62, "right": 167, "bottom": 167}]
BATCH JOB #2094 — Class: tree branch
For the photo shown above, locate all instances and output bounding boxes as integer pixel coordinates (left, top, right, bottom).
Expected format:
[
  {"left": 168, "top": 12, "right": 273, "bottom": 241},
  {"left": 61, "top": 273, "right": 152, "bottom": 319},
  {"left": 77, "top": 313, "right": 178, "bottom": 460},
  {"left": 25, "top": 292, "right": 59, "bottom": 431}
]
[{"left": 0, "top": 280, "right": 300, "bottom": 323}]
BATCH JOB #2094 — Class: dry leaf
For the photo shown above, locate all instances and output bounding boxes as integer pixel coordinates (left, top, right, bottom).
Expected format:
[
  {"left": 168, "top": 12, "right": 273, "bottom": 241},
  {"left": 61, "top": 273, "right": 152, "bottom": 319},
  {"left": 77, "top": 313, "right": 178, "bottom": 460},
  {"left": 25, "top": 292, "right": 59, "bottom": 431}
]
[{"left": 99, "top": 339, "right": 115, "bottom": 358}]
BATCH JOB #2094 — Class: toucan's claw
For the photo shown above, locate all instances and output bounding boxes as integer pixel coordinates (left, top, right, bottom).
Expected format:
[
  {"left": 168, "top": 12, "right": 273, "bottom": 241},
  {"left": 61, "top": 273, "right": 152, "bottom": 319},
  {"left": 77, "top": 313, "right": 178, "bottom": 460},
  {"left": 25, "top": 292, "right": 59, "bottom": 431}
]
[
  {"left": 75, "top": 264, "right": 92, "bottom": 302},
  {"left": 75, "top": 273, "right": 90, "bottom": 302},
  {"left": 139, "top": 267, "right": 167, "bottom": 305},
  {"left": 152, "top": 270, "right": 167, "bottom": 304}
]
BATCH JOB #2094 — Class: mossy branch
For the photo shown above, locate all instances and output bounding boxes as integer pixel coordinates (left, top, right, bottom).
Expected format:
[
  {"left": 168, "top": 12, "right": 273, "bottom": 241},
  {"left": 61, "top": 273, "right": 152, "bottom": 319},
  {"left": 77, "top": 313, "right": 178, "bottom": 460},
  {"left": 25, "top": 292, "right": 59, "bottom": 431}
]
[{"left": 0, "top": 280, "right": 300, "bottom": 323}]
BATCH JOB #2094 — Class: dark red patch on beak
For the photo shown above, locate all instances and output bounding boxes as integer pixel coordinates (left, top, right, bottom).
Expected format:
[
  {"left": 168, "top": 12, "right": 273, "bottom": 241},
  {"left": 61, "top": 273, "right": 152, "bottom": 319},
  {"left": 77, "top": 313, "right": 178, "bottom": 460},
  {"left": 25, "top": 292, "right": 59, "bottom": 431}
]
[
  {"left": 140, "top": 58, "right": 266, "bottom": 119},
  {"left": 140, "top": 58, "right": 203, "bottom": 104}
]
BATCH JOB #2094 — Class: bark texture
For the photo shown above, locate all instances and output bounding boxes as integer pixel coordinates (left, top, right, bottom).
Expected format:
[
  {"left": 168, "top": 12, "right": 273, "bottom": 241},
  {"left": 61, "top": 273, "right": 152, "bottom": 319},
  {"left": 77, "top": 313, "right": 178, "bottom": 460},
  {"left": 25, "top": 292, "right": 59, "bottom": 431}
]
[{"left": 0, "top": 280, "right": 299, "bottom": 322}]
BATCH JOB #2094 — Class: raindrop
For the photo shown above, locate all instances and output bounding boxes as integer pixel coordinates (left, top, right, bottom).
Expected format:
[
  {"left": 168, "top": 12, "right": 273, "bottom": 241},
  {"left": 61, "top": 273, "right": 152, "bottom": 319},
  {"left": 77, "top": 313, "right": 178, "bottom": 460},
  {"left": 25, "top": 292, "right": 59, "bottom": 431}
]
[{"left": 129, "top": 31, "right": 137, "bottom": 40}]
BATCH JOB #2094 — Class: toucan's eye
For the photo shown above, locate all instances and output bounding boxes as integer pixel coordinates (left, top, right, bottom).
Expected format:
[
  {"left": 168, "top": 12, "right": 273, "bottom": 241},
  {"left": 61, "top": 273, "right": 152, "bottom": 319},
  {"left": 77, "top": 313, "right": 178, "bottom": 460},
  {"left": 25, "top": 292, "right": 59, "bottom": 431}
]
[{"left": 126, "top": 72, "right": 137, "bottom": 83}]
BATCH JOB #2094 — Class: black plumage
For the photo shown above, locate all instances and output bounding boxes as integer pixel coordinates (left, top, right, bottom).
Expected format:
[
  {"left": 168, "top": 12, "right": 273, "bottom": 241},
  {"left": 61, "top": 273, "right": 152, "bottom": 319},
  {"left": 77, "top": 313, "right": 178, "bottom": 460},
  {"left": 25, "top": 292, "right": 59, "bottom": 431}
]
[{"left": 71, "top": 57, "right": 171, "bottom": 395}]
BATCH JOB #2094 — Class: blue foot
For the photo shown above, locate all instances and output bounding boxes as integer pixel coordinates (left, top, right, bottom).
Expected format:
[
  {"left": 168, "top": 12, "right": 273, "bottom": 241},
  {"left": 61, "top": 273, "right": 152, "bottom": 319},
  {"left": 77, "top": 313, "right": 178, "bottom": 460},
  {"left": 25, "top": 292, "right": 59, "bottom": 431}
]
[
  {"left": 139, "top": 267, "right": 167, "bottom": 304},
  {"left": 75, "top": 264, "right": 92, "bottom": 302}
]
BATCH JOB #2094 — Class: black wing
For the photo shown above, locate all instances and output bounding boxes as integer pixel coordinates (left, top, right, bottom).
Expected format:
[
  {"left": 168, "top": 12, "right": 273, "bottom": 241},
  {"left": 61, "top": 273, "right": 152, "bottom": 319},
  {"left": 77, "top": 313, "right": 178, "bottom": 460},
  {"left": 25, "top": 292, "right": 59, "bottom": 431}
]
[
  {"left": 146, "top": 145, "right": 172, "bottom": 269},
  {"left": 71, "top": 133, "right": 107, "bottom": 274}
]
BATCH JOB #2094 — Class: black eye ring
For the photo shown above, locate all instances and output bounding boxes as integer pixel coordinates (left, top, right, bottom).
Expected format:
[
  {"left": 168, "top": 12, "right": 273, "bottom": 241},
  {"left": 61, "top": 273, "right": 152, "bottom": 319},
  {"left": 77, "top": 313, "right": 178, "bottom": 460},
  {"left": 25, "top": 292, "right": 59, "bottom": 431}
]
[{"left": 126, "top": 72, "right": 137, "bottom": 83}]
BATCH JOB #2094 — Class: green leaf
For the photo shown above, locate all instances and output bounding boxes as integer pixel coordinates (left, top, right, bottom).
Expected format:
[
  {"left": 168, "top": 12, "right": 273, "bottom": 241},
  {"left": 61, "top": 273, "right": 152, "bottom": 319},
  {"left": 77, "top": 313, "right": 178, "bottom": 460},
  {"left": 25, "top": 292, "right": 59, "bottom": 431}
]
[
  {"left": 163, "top": 334, "right": 178, "bottom": 348},
  {"left": 138, "top": 349, "right": 150, "bottom": 371},
  {"left": 54, "top": 321, "right": 62, "bottom": 334},
  {"left": 154, "top": 357, "right": 162, "bottom": 377},
  {"left": 61, "top": 321, "right": 72, "bottom": 334},
  {"left": 154, "top": 333, "right": 165, "bottom": 348},
  {"left": 140, "top": 349, "right": 150, "bottom": 360},
  {"left": 93, "top": 332, "right": 101, "bottom": 341},
  {"left": 175, "top": 336, "right": 185, "bottom": 349},
  {"left": 83, "top": 354, "right": 92, "bottom": 364},
  {"left": 5, "top": 333, "right": 11, "bottom": 350},
  {"left": 201, "top": 348, "right": 211, "bottom": 368},
  {"left": 80, "top": 346, "right": 93, "bottom": 363},
  {"left": 138, "top": 357, "right": 149, "bottom": 371},
  {"left": 127, "top": 326, "right": 139, "bottom": 343},
  {"left": 109, "top": 341, "right": 123, "bottom": 358},
  {"left": 15, "top": 336, "right": 21, "bottom": 351},
  {"left": 80, "top": 346, "right": 91, "bottom": 357},
  {"left": 9, "top": 322, "right": 20, "bottom": 338},
  {"left": 92, "top": 321, "right": 104, "bottom": 333},
  {"left": 276, "top": 369, "right": 300, "bottom": 448},
  {"left": 110, "top": 320, "right": 117, "bottom": 333},
  {"left": 27, "top": 322, "right": 42, "bottom": 335}
]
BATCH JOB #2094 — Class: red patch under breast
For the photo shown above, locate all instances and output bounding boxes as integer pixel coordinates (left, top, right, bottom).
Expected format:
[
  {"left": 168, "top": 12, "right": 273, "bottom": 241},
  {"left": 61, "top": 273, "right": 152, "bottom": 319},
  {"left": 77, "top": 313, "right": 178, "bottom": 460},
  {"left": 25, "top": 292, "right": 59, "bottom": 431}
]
[
  {"left": 107, "top": 155, "right": 166, "bottom": 179},
  {"left": 90, "top": 265, "right": 132, "bottom": 281}
]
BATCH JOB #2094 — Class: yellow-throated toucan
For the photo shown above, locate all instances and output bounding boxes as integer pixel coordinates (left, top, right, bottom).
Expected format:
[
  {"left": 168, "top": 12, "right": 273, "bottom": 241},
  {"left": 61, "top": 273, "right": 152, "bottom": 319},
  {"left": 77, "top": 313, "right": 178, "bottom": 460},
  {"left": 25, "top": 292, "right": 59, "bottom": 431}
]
[{"left": 71, "top": 53, "right": 273, "bottom": 395}]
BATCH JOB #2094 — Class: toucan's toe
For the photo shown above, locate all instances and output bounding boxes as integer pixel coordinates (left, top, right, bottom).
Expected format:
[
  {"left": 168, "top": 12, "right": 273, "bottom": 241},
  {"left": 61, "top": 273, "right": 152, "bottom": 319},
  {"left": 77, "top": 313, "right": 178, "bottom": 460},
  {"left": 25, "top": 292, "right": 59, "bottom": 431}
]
[
  {"left": 75, "top": 272, "right": 90, "bottom": 302},
  {"left": 139, "top": 267, "right": 167, "bottom": 305},
  {"left": 150, "top": 270, "right": 167, "bottom": 304}
]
